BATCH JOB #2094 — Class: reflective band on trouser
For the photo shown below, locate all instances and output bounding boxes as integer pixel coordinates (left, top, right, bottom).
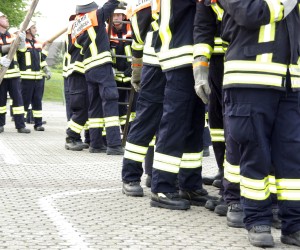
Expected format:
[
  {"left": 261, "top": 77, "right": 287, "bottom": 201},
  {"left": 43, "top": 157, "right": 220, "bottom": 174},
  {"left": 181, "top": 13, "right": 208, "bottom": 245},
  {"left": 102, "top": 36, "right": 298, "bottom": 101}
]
[
  {"left": 32, "top": 110, "right": 42, "bottom": 118},
  {"left": 180, "top": 152, "right": 202, "bottom": 169},
  {"left": 12, "top": 106, "right": 24, "bottom": 115},
  {"left": 130, "top": 112, "right": 136, "bottom": 122},
  {"left": 149, "top": 136, "right": 156, "bottom": 147},
  {"left": 290, "top": 63, "right": 300, "bottom": 89},
  {"left": 88, "top": 118, "right": 104, "bottom": 128},
  {"left": 102, "top": 127, "right": 106, "bottom": 137},
  {"left": 119, "top": 115, "right": 127, "bottom": 126},
  {"left": 223, "top": 159, "right": 240, "bottom": 183},
  {"left": 193, "top": 43, "right": 213, "bottom": 59},
  {"left": 276, "top": 178, "right": 300, "bottom": 200},
  {"left": 265, "top": 0, "right": 284, "bottom": 23},
  {"left": 268, "top": 175, "right": 277, "bottom": 194},
  {"left": 240, "top": 175, "right": 271, "bottom": 200},
  {"left": 153, "top": 152, "right": 181, "bottom": 174},
  {"left": 0, "top": 106, "right": 6, "bottom": 114},
  {"left": 83, "top": 121, "right": 89, "bottom": 131},
  {"left": 68, "top": 119, "right": 84, "bottom": 134},
  {"left": 104, "top": 116, "right": 120, "bottom": 128},
  {"left": 124, "top": 142, "right": 148, "bottom": 162},
  {"left": 209, "top": 128, "right": 225, "bottom": 142}
]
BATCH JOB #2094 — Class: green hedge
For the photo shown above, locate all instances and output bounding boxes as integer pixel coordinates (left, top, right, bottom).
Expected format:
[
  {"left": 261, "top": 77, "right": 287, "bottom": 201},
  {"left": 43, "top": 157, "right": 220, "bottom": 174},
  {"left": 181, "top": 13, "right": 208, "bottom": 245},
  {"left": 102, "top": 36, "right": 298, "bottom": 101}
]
[{"left": 43, "top": 69, "right": 65, "bottom": 103}]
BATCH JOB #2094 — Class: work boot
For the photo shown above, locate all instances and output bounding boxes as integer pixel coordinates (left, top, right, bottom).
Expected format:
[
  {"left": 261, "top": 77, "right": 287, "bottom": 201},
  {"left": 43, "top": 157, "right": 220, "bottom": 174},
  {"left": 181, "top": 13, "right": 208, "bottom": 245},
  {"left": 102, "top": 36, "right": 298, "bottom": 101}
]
[
  {"left": 212, "top": 179, "right": 222, "bottom": 188},
  {"left": 145, "top": 175, "right": 152, "bottom": 188},
  {"left": 107, "top": 145, "right": 124, "bottom": 155},
  {"left": 34, "top": 126, "right": 45, "bottom": 131},
  {"left": 203, "top": 146, "right": 210, "bottom": 157},
  {"left": 227, "top": 203, "right": 244, "bottom": 228},
  {"left": 17, "top": 127, "right": 31, "bottom": 133},
  {"left": 281, "top": 230, "right": 300, "bottom": 247},
  {"left": 271, "top": 206, "right": 281, "bottom": 229},
  {"left": 89, "top": 145, "right": 107, "bottom": 153},
  {"left": 205, "top": 197, "right": 224, "bottom": 211},
  {"left": 81, "top": 143, "right": 89, "bottom": 149},
  {"left": 202, "top": 170, "right": 223, "bottom": 185},
  {"left": 248, "top": 225, "right": 274, "bottom": 247},
  {"left": 0, "top": 126, "right": 4, "bottom": 133},
  {"left": 65, "top": 138, "right": 84, "bottom": 151},
  {"left": 122, "top": 182, "right": 143, "bottom": 197},
  {"left": 151, "top": 192, "right": 190, "bottom": 210},
  {"left": 214, "top": 203, "right": 228, "bottom": 216},
  {"left": 179, "top": 189, "right": 217, "bottom": 206}
]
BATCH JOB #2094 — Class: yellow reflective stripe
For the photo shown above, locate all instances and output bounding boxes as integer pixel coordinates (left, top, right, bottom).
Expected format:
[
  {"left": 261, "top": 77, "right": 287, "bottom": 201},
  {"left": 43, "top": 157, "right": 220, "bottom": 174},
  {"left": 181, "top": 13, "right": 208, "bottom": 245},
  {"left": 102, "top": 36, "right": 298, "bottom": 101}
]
[
  {"left": 83, "top": 51, "right": 112, "bottom": 70},
  {"left": 83, "top": 122, "right": 89, "bottom": 130},
  {"left": 32, "top": 110, "right": 42, "bottom": 118},
  {"left": 12, "top": 106, "right": 24, "bottom": 115},
  {"left": 151, "top": 19, "right": 159, "bottom": 31},
  {"left": 193, "top": 43, "right": 213, "bottom": 59},
  {"left": 87, "top": 28, "right": 98, "bottom": 56},
  {"left": 130, "top": 112, "right": 136, "bottom": 122},
  {"left": 124, "top": 150, "right": 145, "bottom": 162},
  {"left": 131, "top": 14, "right": 144, "bottom": 45},
  {"left": 125, "top": 45, "right": 132, "bottom": 62},
  {"left": 159, "top": 0, "right": 172, "bottom": 52},
  {"left": 125, "top": 142, "right": 148, "bottom": 155},
  {"left": 4, "top": 68, "right": 21, "bottom": 78},
  {"left": 225, "top": 61, "right": 287, "bottom": 74},
  {"left": 132, "top": 40, "right": 144, "bottom": 51},
  {"left": 277, "top": 190, "right": 300, "bottom": 200},
  {"left": 290, "top": 63, "right": 300, "bottom": 77},
  {"left": 88, "top": 118, "right": 104, "bottom": 128},
  {"left": 112, "top": 48, "right": 116, "bottom": 64},
  {"left": 265, "top": 0, "right": 284, "bottom": 23},
  {"left": 224, "top": 159, "right": 240, "bottom": 183},
  {"left": 40, "top": 61, "right": 47, "bottom": 68},
  {"left": 180, "top": 152, "right": 202, "bottom": 169},
  {"left": 257, "top": 23, "right": 275, "bottom": 62},
  {"left": 209, "top": 128, "right": 225, "bottom": 142},
  {"left": 149, "top": 136, "right": 156, "bottom": 146},
  {"left": 20, "top": 70, "right": 44, "bottom": 79},
  {"left": 269, "top": 175, "right": 277, "bottom": 194},
  {"left": 25, "top": 52, "right": 31, "bottom": 66},
  {"left": 160, "top": 55, "right": 193, "bottom": 71},
  {"left": 240, "top": 175, "right": 270, "bottom": 200},
  {"left": 0, "top": 106, "right": 6, "bottom": 113},
  {"left": 68, "top": 119, "right": 84, "bottom": 133},
  {"left": 211, "top": 3, "right": 224, "bottom": 21},
  {"left": 159, "top": 45, "right": 193, "bottom": 61},
  {"left": 104, "top": 116, "right": 120, "bottom": 127},
  {"left": 291, "top": 77, "right": 300, "bottom": 88},
  {"left": 153, "top": 152, "right": 181, "bottom": 173}
]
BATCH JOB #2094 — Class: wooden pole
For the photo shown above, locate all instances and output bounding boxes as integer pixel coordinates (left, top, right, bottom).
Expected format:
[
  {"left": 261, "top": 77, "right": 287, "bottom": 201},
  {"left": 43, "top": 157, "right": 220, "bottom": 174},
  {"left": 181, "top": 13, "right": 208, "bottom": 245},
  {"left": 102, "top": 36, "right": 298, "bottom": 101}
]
[
  {"left": 0, "top": 0, "right": 39, "bottom": 84},
  {"left": 43, "top": 27, "right": 67, "bottom": 49}
]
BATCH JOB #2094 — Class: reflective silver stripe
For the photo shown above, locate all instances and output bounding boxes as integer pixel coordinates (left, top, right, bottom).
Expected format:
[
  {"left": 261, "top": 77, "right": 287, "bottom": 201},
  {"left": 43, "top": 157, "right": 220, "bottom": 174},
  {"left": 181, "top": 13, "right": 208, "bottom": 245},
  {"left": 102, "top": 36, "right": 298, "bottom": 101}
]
[
  {"left": 125, "top": 142, "right": 148, "bottom": 155},
  {"left": 124, "top": 150, "right": 145, "bottom": 162},
  {"left": 104, "top": 116, "right": 120, "bottom": 128},
  {"left": 88, "top": 118, "right": 104, "bottom": 128},
  {"left": 193, "top": 43, "right": 213, "bottom": 59},
  {"left": 68, "top": 119, "right": 84, "bottom": 133},
  {"left": 240, "top": 176, "right": 270, "bottom": 200},
  {"left": 12, "top": 106, "right": 24, "bottom": 115},
  {"left": 0, "top": 106, "right": 6, "bottom": 114},
  {"left": 180, "top": 152, "right": 202, "bottom": 169},
  {"left": 265, "top": 0, "right": 284, "bottom": 22},
  {"left": 269, "top": 175, "right": 277, "bottom": 194},
  {"left": 32, "top": 110, "right": 42, "bottom": 118},
  {"left": 224, "top": 159, "right": 240, "bottom": 183},
  {"left": 153, "top": 152, "right": 181, "bottom": 173},
  {"left": 209, "top": 128, "right": 225, "bottom": 142}
]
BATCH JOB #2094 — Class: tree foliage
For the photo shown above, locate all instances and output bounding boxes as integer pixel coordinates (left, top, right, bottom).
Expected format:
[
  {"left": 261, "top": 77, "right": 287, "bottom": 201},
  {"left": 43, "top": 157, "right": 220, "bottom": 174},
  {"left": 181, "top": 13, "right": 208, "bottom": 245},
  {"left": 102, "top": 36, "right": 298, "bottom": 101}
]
[{"left": 0, "top": 0, "right": 34, "bottom": 28}]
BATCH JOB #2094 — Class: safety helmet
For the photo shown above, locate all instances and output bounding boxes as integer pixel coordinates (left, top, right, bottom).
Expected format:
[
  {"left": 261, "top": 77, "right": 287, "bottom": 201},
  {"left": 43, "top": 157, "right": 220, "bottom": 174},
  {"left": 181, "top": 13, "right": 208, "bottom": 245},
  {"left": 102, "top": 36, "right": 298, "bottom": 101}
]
[
  {"left": 0, "top": 11, "right": 6, "bottom": 17},
  {"left": 76, "top": 0, "right": 98, "bottom": 14},
  {"left": 20, "top": 20, "right": 36, "bottom": 31},
  {"left": 114, "top": 7, "right": 126, "bottom": 15},
  {"left": 8, "top": 27, "right": 19, "bottom": 34}
]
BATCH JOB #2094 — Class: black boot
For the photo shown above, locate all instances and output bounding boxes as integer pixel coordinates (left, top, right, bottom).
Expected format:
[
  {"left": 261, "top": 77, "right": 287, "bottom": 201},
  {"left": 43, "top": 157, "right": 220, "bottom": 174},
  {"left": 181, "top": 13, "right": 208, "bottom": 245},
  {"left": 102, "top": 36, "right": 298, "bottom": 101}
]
[
  {"left": 202, "top": 169, "right": 223, "bottom": 186},
  {"left": 205, "top": 196, "right": 224, "bottom": 211},
  {"left": 89, "top": 145, "right": 107, "bottom": 153},
  {"left": 151, "top": 192, "right": 190, "bottom": 210},
  {"left": 17, "top": 127, "right": 31, "bottom": 133},
  {"left": 107, "top": 145, "right": 124, "bottom": 155},
  {"left": 65, "top": 137, "right": 84, "bottom": 151},
  {"left": 227, "top": 203, "right": 244, "bottom": 228},
  {"left": 214, "top": 203, "right": 228, "bottom": 216},
  {"left": 248, "top": 225, "right": 274, "bottom": 247},
  {"left": 281, "top": 230, "right": 300, "bottom": 247},
  {"left": 0, "top": 126, "right": 4, "bottom": 133},
  {"left": 145, "top": 175, "right": 152, "bottom": 188},
  {"left": 122, "top": 182, "right": 143, "bottom": 197},
  {"left": 179, "top": 189, "right": 217, "bottom": 206},
  {"left": 271, "top": 206, "right": 281, "bottom": 229}
]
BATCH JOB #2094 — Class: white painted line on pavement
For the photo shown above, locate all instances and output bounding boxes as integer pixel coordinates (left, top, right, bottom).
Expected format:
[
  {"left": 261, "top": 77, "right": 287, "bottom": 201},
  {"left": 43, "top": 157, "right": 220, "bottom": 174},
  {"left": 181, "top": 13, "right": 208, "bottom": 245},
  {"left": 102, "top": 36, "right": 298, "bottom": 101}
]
[
  {"left": 39, "top": 188, "right": 120, "bottom": 250},
  {"left": 0, "top": 139, "right": 20, "bottom": 164}
]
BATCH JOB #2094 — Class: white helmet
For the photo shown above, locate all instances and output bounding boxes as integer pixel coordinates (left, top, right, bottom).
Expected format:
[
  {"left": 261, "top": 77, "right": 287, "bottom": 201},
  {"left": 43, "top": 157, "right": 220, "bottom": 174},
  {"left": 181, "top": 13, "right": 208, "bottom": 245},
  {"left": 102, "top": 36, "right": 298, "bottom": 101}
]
[
  {"left": 20, "top": 20, "right": 36, "bottom": 31},
  {"left": 9, "top": 27, "right": 19, "bottom": 34},
  {"left": 114, "top": 8, "right": 126, "bottom": 15}
]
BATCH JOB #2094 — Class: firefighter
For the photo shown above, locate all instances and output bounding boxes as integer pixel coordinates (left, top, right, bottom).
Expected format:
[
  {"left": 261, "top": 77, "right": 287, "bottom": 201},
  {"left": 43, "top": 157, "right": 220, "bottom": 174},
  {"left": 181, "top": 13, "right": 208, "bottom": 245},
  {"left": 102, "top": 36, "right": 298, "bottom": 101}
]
[
  {"left": 218, "top": 0, "right": 300, "bottom": 247},
  {"left": 73, "top": 0, "right": 125, "bottom": 155},
  {"left": 149, "top": 0, "right": 217, "bottom": 210},
  {"left": 64, "top": 14, "right": 89, "bottom": 151},
  {"left": 121, "top": 0, "right": 166, "bottom": 196},
  {"left": 108, "top": 4, "right": 134, "bottom": 128},
  {"left": 0, "top": 11, "right": 30, "bottom": 134},
  {"left": 18, "top": 21, "right": 51, "bottom": 132}
]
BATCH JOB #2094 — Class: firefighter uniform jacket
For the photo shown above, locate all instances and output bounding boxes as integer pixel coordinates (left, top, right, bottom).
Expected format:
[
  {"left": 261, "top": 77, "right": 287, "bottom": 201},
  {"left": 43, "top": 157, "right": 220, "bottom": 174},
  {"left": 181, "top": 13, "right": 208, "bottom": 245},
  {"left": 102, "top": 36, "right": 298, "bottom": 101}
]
[
  {"left": 109, "top": 23, "right": 132, "bottom": 83},
  {"left": 0, "top": 31, "right": 25, "bottom": 78},
  {"left": 17, "top": 38, "right": 48, "bottom": 80},
  {"left": 219, "top": 0, "right": 300, "bottom": 90},
  {"left": 194, "top": 1, "right": 226, "bottom": 60},
  {"left": 72, "top": 0, "right": 120, "bottom": 72}
]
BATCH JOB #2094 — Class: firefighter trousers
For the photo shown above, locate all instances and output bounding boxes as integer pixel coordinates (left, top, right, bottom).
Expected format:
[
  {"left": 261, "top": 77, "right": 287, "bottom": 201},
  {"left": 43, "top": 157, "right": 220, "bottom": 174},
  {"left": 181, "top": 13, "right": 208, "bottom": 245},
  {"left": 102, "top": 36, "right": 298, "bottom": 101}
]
[
  {"left": 122, "top": 65, "right": 166, "bottom": 183},
  {"left": 0, "top": 78, "right": 25, "bottom": 129},
  {"left": 66, "top": 73, "right": 88, "bottom": 140},
  {"left": 151, "top": 67, "right": 205, "bottom": 193},
  {"left": 224, "top": 87, "right": 300, "bottom": 235},
  {"left": 85, "top": 64, "right": 121, "bottom": 148}
]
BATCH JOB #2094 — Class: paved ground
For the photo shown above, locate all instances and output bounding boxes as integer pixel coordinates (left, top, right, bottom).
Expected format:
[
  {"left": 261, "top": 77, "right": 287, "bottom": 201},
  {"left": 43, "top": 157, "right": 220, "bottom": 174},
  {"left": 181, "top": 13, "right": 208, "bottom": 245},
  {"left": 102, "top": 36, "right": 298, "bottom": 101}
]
[{"left": 0, "top": 102, "right": 297, "bottom": 250}]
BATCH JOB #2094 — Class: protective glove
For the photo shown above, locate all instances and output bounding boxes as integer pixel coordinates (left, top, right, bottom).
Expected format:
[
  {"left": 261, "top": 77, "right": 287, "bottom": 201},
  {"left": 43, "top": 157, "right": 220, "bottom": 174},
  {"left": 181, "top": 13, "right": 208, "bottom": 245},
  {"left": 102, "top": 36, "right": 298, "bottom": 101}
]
[
  {"left": 0, "top": 55, "right": 11, "bottom": 68},
  {"left": 43, "top": 66, "right": 52, "bottom": 80},
  {"left": 18, "top": 31, "right": 26, "bottom": 50},
  {"left": 131, "top": 57, "right": 143, "bottom": 92},
  {"left": 193, "top": 56, "right": 211, "bottom": 104},
  {"left": 281, "top": 0, "right": 297, "bottom": 18}
]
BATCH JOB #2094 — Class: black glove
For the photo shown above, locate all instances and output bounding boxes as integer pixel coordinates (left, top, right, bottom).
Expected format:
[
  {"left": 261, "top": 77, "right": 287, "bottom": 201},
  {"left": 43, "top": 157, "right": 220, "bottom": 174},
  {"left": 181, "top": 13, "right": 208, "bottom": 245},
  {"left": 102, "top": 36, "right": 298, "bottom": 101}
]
[{"left": 123, "top": 67, "right": 132, "bottom": 77}]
